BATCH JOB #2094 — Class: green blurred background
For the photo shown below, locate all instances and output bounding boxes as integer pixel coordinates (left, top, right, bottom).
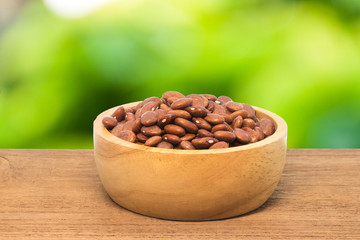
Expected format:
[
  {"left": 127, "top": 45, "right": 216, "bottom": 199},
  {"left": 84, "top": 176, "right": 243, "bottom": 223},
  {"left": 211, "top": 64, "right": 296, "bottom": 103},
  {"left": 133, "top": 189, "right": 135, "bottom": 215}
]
[{"left": 1, "top": 0, "right": 360, "bottom": 149}]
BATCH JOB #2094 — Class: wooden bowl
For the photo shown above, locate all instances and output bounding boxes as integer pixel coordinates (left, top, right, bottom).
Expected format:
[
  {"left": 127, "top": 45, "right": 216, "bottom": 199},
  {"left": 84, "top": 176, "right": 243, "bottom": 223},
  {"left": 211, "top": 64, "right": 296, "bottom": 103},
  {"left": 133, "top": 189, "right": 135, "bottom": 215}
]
[{"left": 93, "top": 102, "right": 287, "bottom": 221}]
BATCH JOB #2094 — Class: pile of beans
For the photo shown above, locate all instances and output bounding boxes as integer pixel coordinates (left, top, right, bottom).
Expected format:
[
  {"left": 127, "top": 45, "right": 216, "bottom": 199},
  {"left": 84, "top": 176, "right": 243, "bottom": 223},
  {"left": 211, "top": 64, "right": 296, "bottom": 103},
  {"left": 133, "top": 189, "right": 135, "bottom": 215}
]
[{"left": 102, "top": 91, "right": 275, "bottom": 149}]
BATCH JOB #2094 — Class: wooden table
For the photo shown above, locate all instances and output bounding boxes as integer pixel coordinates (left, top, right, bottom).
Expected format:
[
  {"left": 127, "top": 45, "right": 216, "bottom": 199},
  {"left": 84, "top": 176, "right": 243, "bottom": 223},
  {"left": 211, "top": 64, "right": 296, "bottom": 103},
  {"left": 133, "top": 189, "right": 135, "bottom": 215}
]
[{"left": 0, "top": 149, "right": 359, "bottom": 239}]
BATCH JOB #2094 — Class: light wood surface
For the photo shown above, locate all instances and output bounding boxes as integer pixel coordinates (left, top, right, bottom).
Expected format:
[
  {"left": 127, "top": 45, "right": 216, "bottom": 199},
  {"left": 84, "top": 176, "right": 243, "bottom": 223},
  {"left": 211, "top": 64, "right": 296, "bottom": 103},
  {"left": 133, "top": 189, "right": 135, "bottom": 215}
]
[
  {"left": 0, "top": 149, "right": 359, "bottom": 239},
  {"left": 94, "top": 103, "right": 288, "bottom": 220}
]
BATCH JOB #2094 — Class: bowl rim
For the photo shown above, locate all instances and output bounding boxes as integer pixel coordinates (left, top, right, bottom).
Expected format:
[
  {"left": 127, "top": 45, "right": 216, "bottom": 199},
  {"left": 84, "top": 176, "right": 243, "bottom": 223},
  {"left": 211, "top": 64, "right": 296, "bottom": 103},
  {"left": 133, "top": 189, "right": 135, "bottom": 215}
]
[{"left": 94, "top": 101, "right": 287, "bottom": 155}]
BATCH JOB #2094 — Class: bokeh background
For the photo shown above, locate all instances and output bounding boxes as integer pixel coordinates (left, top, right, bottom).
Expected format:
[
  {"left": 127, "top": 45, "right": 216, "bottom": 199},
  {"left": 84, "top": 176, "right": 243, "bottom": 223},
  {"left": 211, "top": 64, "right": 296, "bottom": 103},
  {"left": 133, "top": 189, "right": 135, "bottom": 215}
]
[{"left": 1, "top": 0, "right": 360, "bottom": 149}]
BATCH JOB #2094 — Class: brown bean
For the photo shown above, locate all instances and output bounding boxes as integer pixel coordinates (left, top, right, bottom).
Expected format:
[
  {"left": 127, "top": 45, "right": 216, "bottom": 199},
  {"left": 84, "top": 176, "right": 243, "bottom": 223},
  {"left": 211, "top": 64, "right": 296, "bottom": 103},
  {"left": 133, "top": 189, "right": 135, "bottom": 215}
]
[
  {"left": 192, "top": 117, "right": 212, "bottom": 131},
  {"left": 219, "top": 113, "right": 233, "bottom": 124},
  {"left": 138, "top": 101, "right": 160, "bottom": 116},
  {"left": 141, "top": 125, "right": 162, "bottom": 136},
  {"left": 174, "top": 118, "right": 198, "bottom": 134},
  {"left": 134, "top": 108, "right": 142, "bottom": 119},
  {"left": 122, "top": 120, "right": 135, "bottom": 131},
  {"left": 160, "top": 103, "right": 171, "bottom": 112},
  {"left": 140, "top": 111, "right": 158, "bottom": 126},
  {"left": 136, "top": 99, "right": 160, "bottom": 114},
  {"left": 233, "top": 128, "right": 250, "bottom": 144},
  {"left": 166, "top": 97, "right": 180, "bottom": 105},
  {"left": 143, "top": 96, "right": 161, "bottom": 106},
  {"left": 202, "top": 94, "right": 217, "bottom": 101},
  {"left": 207, "top": 101, "right": 215, "bottom": 112},
  {"left": 132, "top": 106, "right": 140, "bottom": 113},
  {"left": 242, "top": 103, "right": 256, "bottom": 118},
  {"left": 164, "top": 124, "right": 186, "bottom": 137},
  {"left": 171, "top": 98, "right": 192, "bottom": 109},
  {"left": 254, "top": 127, "right": 265, "bottom": 140},
  {"left": 225, "top": 101, "right": 243, "bottom": 112},
  {"left": 168, "top": 110, "right": 192, "bottom": 120},
  {"left": 114, "top": 130, "right": 136, "bottom": 142},
  {"left": 214, "top": 131, "right": 236, "bottom": 143},
  {"left": 180, "top": 133, "right": 196, "bottom": 141},
  {"left": 135, "top": 101, "right": 145, "bottom": 111},
  {"left": 125, "top": 112, "right": 135, "bottom": 121},
  {"left": 158, "top": 113, "right": 176, "bottom": 128},
  {"left": 217, "top": 96, "right": 233, "bottom": 104},
  {"left": 160, "top": 97, "right": 167, "bottom": 104},
  {"left": 106, "top": 92, "right": 276, "bottom": 148},
  {"left": 211, "top": 124, "right": 228, "bottom": 133},
  {"left": 205, "top": 113, "right": 225, "bottom": 125},
  {"left": 230, "top": 110, "right": 248, "bottom": 119},
  {"left": 155, "top": 109, "right": 167, "bottom": 120},
  {"left": 163, "top": 134, "right": 181, "bottom": 145},
  {"left": 231, "top": 116, "right": 243, "bottom": 129},
  {"left": 128, "top": 106, "right": 137, "bottom": 113},
  {"left": 132, "top": 119, "right": 142, "bottom": 133},
  {"left": 258, "top": 119, "right": 275, "bottom": 137},
  {"left": 126, "top": 107, "right": 134, "bottom": 113},
  {"left": 110, "top": 123, "right": 124, "bottom": 136},
  {"left": 180, "top": 141, "right": 195, "bottom": 150},
  {"left": 145, "top": 136, "right": 162, "bottom": 146},
  {"left": 197, "top": 129, "right": 214, "bottom": 138},
  {"left": 191, "top": 137, "right": 218, "bottom": 149},
  {"left": 242, "top": 118, "right": 256, "bottom": 129},
  {"left": 187, "top": 94, "right": 206, "bottom": 107},
  {"left": 242, "top": 127, "right": 258, "bottom": 143},
  {"left": 224, "top": 122, "right": 234, "bottom": 132},
  {"left": 102, "top": 116, "right": 118, "bottom": 129},
  {"left": 162, "top": 91, "right": 185, "bottom": 100},
  {"left": 209, "top": 141, "right": 229, "bottom": 149},
  {"left": 184, "top": 105, "right": 207, "bottom": 117},
  {"left": 156, "top": 141, "right": 173, "bottom": 149},
  {"left": 200, "top": 95, "right": 209, "bottom": 108},
  {"left": 136, "top": 133, "right": 149, "bottom": 143},
  {"left": 112, "top": 106, "right": 125, "bottom": 122},
  {"left": 212, "top": 103, "right": 227, "bottom": 114}
]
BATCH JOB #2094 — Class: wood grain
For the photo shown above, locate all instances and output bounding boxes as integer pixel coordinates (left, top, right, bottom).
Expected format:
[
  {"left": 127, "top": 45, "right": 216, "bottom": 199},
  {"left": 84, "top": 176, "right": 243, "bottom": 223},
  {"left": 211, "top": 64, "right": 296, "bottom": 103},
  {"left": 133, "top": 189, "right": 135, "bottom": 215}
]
[{"left": 0, "top": 149, "right": 359, "bottom": 239}]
